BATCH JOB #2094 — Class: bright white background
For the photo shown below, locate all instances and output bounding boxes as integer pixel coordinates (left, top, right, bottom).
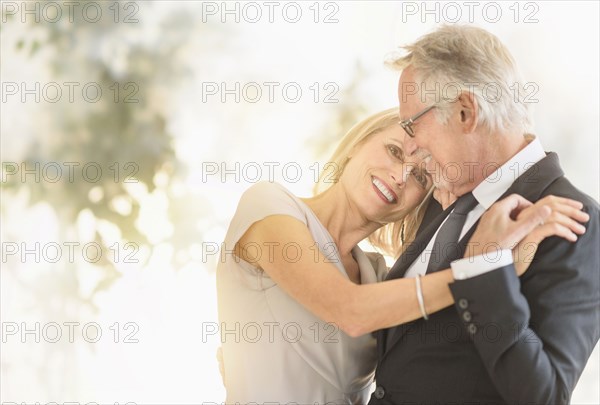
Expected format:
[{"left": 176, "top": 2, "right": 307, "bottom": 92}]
[{"left": 2, "top": 1, "right": 598, "bottom": 403}]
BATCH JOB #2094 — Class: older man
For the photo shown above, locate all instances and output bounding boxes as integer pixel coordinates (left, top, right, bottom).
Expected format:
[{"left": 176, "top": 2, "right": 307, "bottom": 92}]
[{"left": 371, "top": 25, "right": 599, "bottom": 404}]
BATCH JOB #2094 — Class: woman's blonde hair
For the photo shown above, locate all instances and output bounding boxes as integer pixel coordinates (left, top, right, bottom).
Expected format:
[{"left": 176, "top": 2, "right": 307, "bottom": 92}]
[{"left": 313, "top": 108, "right": 432, "bottom": 258}]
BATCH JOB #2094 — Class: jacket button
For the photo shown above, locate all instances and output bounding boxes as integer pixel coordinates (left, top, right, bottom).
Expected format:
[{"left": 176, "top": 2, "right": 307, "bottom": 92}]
[
  {"left": 468, "top": 323, "right": 477, "bottom": 335},
  {"left": 458, "top": 298, "right": 469, "bottom": 309},
  {"left": 374, "top": 385, "right": 385, "bottom": 399},
  {"left": 462, "top": 311, "right": 472, "bottom": 322}
]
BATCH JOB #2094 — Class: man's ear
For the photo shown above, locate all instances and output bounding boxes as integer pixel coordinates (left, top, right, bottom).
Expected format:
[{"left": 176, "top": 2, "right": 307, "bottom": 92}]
[{"left": 457, "top": 91, "right": 478, "bottom": 134}]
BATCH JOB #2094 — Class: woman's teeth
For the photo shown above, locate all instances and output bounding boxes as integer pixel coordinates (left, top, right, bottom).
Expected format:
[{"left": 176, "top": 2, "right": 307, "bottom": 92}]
[{"left": 372, "top": 177, "right": 395, "bottom": 203}]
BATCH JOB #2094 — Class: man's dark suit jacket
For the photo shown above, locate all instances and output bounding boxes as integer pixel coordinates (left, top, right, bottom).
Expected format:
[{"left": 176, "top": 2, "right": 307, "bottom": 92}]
[{"left": 369, "top": 152, "right": 600, "bottom": 404}]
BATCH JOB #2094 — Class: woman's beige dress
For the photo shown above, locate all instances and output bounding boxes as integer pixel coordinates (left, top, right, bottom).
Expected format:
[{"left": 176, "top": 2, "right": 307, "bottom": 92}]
[{"left": 217, "top": 181, "right": 388, "bottom": 404}]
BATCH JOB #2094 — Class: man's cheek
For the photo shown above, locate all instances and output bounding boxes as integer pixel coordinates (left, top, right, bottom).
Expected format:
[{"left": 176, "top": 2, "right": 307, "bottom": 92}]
[
  {"left": 427, "top": 161, "right": 446, "bottom": 186},
  {"left": 425, "top": 160, "right": 437, "bottom": 175}
]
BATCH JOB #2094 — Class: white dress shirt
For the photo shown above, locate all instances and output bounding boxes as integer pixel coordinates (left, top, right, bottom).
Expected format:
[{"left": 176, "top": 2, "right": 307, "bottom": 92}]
[{"left": 404, "top": 135, "right": 546, "bottom": 280}]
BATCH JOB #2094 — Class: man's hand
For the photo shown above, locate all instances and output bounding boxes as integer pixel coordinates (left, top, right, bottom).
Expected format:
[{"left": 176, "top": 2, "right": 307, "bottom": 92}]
[{"left": 467, "top": 194, "right": 588, "bottom": 275}]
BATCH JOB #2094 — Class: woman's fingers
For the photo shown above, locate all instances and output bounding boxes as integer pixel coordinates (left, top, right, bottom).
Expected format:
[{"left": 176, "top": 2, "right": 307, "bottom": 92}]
[
  {"left": 508, "top": 201, "right": 552, "bottom": 243},
  {"left": 516, "top": 197, "right": 589, "bottom": 235},
  {"left": 532, "top": 221, "right": 578, "bottom": 242},
  {"left": 470, "top": 194, "right": 587, "bottom": 263},
  {"left": 500, "top": 193, "right": 534, "bottom": 212},
  {"left": 469, "top": 195, "right": 542, "bottom": 257},
  {"left": 546, "top": 211, "right": 587, "bottom": 235},
  {"left": 540, "top": 195, "right": 583, "bottom": 209},
  {"left": 513, "top": 221, "right": 578, "bottom": 276},
  {"left": 545, "top": 202, "right": 590, "bottom": 223},
  {"left": 524, "top": 196, "right": 588, "bottom": 221}
]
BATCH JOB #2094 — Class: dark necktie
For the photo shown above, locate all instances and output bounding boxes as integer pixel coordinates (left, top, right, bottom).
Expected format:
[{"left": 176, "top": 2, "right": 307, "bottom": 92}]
[{"left": 426, "top": 192, "right": 479, "bottom": 273}]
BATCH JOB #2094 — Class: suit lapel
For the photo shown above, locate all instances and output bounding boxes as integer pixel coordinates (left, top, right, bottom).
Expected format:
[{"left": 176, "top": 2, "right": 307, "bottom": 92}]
[{"left": 497, "top": 152, "right": 564, "bottom": 202}]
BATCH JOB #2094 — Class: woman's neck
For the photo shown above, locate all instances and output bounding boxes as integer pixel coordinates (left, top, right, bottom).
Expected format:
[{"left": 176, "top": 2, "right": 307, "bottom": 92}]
[{"left": 300, "top": 185, "right": 383, "bottom": 258}]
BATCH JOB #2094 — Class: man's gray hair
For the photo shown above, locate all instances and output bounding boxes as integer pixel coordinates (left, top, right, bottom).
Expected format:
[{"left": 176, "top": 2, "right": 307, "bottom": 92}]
[{"left": 388, "top": 25, "right": 532, "bottom": 134}]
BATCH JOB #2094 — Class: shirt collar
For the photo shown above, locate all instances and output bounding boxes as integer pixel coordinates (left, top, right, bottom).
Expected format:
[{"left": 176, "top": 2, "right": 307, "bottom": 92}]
[{"left": 473, "top": 135, "right": 546, "bottom": 209}]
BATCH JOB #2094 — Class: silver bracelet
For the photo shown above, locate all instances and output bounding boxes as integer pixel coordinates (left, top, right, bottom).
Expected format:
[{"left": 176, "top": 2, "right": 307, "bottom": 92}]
[{"left": 416, "top": 274, "right": 429, "bottom": 320}]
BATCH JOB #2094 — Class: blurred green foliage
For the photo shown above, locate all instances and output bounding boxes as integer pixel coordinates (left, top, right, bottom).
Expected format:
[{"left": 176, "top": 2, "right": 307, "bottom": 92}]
[
  {"left": 1, "top": 1, "right": 202, "bottom": 300},
  {"left": 1, "top": 1, "right": 366, "bottom": 305}
]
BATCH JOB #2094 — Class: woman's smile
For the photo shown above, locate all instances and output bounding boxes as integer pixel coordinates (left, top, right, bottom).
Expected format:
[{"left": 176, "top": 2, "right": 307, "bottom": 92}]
[{"left": 371, "top": 175, "right": 398, "bottom": 204}]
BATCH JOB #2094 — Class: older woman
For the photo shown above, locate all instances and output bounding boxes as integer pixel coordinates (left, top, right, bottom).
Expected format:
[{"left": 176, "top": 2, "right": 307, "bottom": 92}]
[{"left": 216, "top": 108, "right": 585, "bottom": 404}]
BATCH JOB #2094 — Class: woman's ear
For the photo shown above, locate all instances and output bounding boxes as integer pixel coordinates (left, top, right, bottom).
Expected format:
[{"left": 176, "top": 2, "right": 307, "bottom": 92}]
[{"left": 347, "top": 144, "right": 360, "bottom": 159}]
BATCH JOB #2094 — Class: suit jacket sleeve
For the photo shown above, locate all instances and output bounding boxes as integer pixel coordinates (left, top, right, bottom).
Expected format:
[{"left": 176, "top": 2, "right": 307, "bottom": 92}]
[{"left": 449, "top": 203, "right": 600, "bottom": 404}]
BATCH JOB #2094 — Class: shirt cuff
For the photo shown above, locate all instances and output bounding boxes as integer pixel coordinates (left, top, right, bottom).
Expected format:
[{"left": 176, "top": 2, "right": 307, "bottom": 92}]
[{"left": 451, "top": 249, "right": 513, "bottom": 280}]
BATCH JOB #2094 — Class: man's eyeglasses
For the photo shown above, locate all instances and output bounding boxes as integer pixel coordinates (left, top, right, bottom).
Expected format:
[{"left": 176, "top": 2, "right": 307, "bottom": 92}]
[{"left": 398, "top": 105, "right": 437, "bottom": 138}]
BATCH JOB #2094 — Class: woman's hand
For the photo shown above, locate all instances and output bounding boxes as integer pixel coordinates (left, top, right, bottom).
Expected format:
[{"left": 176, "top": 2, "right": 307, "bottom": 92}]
[
  {"left": 512, "top": 195, "right": 589, "bottom": 275},
  {"left": 466, "top": 194, "right": 588, "bottom": 276},
  {"left": 433, "top": 187, "right": 458, "bottom": 210}
]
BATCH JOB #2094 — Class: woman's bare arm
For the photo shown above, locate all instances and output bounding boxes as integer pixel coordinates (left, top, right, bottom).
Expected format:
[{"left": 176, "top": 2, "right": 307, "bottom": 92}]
[
  {"left": 238, "top": 214, "right": 453, "bottom": 337},
  {"left": 236, "top": 195, "right": 588, "bottom": 337}
]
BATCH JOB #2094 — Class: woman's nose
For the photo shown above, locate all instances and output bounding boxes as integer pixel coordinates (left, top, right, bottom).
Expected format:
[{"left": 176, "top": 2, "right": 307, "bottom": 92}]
[{"left": 391, "top": 164, "right": 411, "bottom": 188}]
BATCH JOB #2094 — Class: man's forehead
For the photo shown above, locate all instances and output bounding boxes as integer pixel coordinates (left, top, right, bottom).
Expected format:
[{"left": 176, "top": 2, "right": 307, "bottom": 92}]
[
  {"left": 398, "top": 67, "right": 418, "bottom": 90},
  {"left": 398, "top": 94, "right": 419, "bottom": 119},
  {"left": 397, "top": 70, "right": 422, "bottom": 117}
]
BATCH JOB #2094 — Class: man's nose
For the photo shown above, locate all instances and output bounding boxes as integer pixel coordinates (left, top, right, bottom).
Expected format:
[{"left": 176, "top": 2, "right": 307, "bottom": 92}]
[{"left": 403, "top": 132, "right": 418, "bottom": 156}]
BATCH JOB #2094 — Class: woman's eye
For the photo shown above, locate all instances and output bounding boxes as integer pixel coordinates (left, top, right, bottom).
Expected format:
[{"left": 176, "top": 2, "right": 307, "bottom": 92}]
[{"left": 387, "top": 144, "right": 401, "bottom": 159}]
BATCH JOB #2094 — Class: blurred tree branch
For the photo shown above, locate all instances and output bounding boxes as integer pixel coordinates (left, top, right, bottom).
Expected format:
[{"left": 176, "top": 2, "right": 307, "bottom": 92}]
[{"left": 1, "top": 2, "right": 204, "bottom": 301}]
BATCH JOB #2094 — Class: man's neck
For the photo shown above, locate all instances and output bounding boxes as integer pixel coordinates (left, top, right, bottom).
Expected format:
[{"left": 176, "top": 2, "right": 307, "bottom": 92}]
[{"left": 456, "top": 132, "right": 531, "bottom": 196}]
